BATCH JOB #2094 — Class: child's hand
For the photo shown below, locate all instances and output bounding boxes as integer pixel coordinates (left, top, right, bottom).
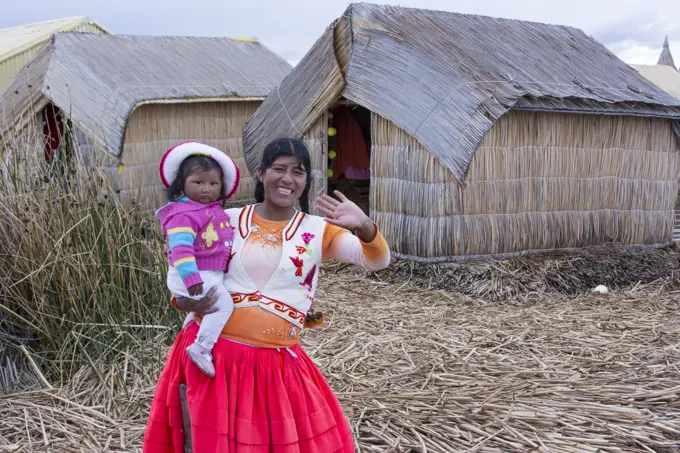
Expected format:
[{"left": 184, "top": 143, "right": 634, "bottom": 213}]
[{"left": 188, "top": 283, "right": 203, "bottom": 296}]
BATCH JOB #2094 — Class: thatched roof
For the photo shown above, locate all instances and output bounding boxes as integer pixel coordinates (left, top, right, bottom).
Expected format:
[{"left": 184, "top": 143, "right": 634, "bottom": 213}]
[
  {"left": 657, "top": 36, "right": 677, "bottom": 69},
  {"left": 243, "top": 3, "right": 680, "bottom": 182},
  {"left": 0, "top": 16, "right": 111, "bottom": 63},
  {"left": 0, "top": 33, "right": 291, "bottom": 156},
  {"left": 631, "top": 64, "right": 680, "bottom": 100}
]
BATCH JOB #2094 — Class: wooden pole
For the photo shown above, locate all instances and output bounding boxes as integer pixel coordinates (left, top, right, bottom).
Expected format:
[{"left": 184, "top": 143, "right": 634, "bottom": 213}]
[{"left": 179, "top": 384, "right": 192, "bottom": 453}]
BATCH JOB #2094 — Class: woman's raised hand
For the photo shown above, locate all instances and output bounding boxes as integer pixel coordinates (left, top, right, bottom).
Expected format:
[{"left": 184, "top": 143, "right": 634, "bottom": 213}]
[{"left": 316, "top": 191, "right": 377, "bottom": 242}]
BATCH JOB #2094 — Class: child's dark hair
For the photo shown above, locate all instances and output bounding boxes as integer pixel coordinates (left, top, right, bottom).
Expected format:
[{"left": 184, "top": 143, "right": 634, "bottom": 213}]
[
  {"left": 167, "top": 155, "right": 225, "bottom": 202},
  {"left": 254, "top": 138, "right": 312, "bottom": 213}
]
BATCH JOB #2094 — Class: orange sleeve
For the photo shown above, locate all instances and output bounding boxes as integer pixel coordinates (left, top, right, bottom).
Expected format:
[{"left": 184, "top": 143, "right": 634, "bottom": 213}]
[
  {"left": 357, "top": 223, "right": 390, "bottom": 264},
  {"left": 322, "top": 222, "right": 390, "bottom": 270},
  {"left": 322, "top": 223, "right": 348, "bottom": 260}
]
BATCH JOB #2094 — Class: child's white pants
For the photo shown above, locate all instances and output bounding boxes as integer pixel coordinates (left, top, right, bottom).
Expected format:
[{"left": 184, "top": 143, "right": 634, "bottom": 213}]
[{"left": 167, "top": 268, "right": 233, "bottom": 350}]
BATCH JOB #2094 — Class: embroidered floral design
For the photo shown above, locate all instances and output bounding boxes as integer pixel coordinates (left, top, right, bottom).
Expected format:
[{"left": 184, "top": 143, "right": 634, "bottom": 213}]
[
  {"left": 295, "top": 232, "right": 314, "bottom": 257},
  {"left": 288, "top": 325, "right": 301, "bottom": 339},
  {"left": 290, "top": 256, "right": 304, "bottom": 277},
  {"left": 201, "top": 222, "right": 218, "bottom": 248},
  {"left": 250, "top": 224, "right": 283, "bottom": 247},
  {"left": 263, "top": 326, "right": 301, "bottom": 340},
  {"left": 299, "top": 264, "right": 317, "bottom": 292}
]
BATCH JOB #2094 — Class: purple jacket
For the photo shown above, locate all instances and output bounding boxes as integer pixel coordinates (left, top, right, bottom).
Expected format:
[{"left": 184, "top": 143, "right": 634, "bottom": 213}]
[{"left": 156, "top": 197, "right": 234, "bottom": 288}]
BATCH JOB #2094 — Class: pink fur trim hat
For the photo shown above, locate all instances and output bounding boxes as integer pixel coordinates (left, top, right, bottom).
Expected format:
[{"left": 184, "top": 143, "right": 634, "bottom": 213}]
[{"left": 159, "top": 141, "right": 240, "bottom": 199}]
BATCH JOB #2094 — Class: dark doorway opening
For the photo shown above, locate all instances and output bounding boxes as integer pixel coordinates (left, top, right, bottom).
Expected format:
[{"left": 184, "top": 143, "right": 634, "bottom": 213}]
[{"left": 327, "top": 103, "right": 371, "bottom": 215}]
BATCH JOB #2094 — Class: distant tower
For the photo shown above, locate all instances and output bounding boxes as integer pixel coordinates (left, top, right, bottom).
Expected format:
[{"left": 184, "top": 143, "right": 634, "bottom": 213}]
[{"left": 657, "top": 36, "right": 677, "bottom": 70}]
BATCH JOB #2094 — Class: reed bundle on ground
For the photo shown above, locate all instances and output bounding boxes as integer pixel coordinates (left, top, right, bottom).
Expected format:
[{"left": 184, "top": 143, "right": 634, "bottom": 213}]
[
  {"left": 1, "top": 276, "right": 679, "bottom": 452},
  {"left": 332, "top": 242, "right": 680, "bottom": 300},
  {"left": 1, "top": 138, "right": 679, "bottom": 451}
]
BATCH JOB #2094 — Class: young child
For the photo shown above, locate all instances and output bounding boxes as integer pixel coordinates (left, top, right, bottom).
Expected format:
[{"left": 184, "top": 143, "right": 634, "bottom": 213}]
[{"left": 156, "top": 142, "right": 240, "bottom": 377}]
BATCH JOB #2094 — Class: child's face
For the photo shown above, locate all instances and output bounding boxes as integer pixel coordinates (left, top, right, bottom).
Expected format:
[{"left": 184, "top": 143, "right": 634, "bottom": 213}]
[{"left": 183, "top": 169, "right": 223, "bottom": 204}]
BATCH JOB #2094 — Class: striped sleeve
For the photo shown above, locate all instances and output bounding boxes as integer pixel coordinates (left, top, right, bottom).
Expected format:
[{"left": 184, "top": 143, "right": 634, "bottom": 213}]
[
  {"left": 165, "top": 214, "right": 203, "bottom": 288},
  {"left": 322, "top": 223, "right": 390, "bottom": 271}
]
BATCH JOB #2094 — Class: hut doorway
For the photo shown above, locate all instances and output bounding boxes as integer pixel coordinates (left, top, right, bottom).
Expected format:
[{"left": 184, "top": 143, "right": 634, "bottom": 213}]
[
  {"left": 326, "top": 103, "right": 371, "bottom": 215},
  {"left": 41, "top": 104, "right": 75, "bottom": 183}
]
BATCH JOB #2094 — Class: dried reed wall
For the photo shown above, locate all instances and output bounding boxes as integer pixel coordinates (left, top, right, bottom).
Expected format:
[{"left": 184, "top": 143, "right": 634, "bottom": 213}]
[
  {"left": 303, "top": 114, "right": 328, "bottom": 215},
  {"left": 371, "top": 110, "right": 680, "bottom": 261},
  {"left": 110, "top": 101, "right": 260, "bottom": 209}
]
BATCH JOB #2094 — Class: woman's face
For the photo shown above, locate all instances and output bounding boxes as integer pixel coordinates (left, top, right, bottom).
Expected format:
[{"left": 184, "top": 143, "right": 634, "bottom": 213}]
[{"left": 260, "top": 156, "right": 308, "bottom": 209}]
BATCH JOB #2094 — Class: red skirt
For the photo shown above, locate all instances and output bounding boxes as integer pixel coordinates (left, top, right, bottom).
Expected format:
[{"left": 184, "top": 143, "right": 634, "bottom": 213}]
[{"left": 143, "top": 322, "right": 355, "bottom": 453}]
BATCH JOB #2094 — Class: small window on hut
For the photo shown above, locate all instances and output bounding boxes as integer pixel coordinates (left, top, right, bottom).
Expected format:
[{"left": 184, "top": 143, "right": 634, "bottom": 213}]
[{"left": 327, "top": 104, "right": 371, "bottom": 215}]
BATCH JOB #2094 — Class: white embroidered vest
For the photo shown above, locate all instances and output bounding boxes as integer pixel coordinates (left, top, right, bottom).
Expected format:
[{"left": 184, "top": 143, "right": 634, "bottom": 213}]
[{"left": 223, "top": 205, "right": 325, "bottom": 329}]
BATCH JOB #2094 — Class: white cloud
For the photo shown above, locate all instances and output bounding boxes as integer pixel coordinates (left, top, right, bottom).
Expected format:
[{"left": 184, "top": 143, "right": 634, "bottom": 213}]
[
  {"left": 616, "top": 41, "right": 680, "bottom": 66},
  {"left": 618, "top": 44, "right": 663, "bottom": 65}
]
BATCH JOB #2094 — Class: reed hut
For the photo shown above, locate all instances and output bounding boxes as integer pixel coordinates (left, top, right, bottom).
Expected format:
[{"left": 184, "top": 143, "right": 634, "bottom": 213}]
[
  {"left": 631, "top": 37, "right": 680, "bottom": 100},
  {"left": 243, "top": 3, "right": 680, "bottom": 262},
  {"left": 0, "top": 17, "right": 111, "bottom": 94},
  {"left": 0, "top": 32, "right": 291, "bottom": 207},
  {"left": 632, "top": 65, "right": 680, "bottom": 100},
  {"left": 630, "top": 38, "right": 680, "bottom": 241}
]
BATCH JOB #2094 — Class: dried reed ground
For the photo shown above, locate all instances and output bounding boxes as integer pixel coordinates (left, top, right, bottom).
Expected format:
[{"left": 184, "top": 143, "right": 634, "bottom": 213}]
[{"left": 1, "top": 274, "right": 680, "bottom": 452}]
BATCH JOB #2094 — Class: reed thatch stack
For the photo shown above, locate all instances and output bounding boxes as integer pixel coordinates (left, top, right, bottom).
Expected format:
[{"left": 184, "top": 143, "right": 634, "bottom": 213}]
[{"left": 244, "top": 2, "right": 680, "bottom": 262}]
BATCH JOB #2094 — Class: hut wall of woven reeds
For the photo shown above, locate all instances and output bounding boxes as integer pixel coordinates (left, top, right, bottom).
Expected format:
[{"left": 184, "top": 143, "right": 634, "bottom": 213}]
[
  {"left": 110, "top": 101, "right": 261, "bottom": 207},
  {"left": 0, "top": 33, "right": 291, "bottom": 209},
  {"left": 372, "top": 110, "right": 680, "bottom": 259},
  {"left": 243, "top": 3, "right": 680, "bottom": 262},
  {"left": 303, "top": 114, "right": 329, "bottom": 214}
]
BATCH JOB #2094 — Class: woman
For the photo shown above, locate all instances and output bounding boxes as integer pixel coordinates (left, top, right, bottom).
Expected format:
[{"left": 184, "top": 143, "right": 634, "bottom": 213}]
[{"left": 144, "top": 138, "right": 390, "bottom": 453}]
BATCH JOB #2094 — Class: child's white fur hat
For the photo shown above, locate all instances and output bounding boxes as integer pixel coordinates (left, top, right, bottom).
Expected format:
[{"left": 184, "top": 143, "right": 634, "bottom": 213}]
[{"left": 159, "top": 141, "right": 240, "bottom": 199}]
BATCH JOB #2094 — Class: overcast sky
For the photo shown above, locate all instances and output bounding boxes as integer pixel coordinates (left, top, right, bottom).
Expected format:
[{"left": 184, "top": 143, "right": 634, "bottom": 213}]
[{"left": 1, "top": 0, "right": 678, "bottom": 67}]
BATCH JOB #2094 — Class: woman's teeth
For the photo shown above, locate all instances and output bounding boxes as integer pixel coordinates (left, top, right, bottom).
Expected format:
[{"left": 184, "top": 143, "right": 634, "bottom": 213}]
[{"left": 277, "top": 187, "right": 292, "bottom": 195}]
